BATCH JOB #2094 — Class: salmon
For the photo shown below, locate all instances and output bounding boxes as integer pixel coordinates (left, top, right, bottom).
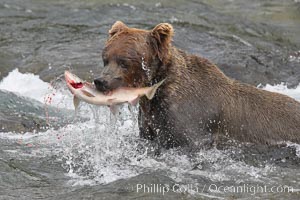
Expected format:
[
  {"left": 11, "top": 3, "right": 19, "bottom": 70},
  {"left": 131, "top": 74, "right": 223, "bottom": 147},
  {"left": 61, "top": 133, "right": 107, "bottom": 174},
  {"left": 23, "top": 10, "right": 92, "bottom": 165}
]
[{"left": 64, "top": 70, "right": 165, "bottom": 113}]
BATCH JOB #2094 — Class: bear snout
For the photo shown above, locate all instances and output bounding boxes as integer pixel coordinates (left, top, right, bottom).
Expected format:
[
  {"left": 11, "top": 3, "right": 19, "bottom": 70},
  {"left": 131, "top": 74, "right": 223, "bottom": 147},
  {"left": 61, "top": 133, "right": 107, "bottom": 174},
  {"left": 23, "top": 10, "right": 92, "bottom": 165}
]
[
  {"left": 94, "top": 77, "right": 123, "bottom": 92},
  {"left": 94, "top": 78, "right": 109, "bottom": 92}
]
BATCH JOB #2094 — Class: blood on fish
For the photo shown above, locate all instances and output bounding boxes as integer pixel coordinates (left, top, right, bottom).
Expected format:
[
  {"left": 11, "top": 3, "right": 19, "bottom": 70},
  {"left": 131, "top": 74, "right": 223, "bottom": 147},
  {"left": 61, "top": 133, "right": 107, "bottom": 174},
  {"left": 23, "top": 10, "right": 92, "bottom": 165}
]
[{"left": 70, "top": 82, "right": 83, "bottom": 89}]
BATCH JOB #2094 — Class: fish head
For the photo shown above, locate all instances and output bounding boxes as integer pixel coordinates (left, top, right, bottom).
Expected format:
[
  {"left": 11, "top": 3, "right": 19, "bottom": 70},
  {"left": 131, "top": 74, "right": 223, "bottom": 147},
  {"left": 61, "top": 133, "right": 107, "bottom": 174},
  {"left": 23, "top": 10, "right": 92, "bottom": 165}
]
[{"left": 64, "top": 71, "right": 85, "bottom": 93}]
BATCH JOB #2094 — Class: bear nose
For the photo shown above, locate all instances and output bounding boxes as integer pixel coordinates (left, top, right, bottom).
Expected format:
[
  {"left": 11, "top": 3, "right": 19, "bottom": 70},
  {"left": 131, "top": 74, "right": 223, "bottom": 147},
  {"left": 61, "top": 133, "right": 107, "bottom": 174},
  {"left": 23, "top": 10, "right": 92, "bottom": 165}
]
[{"left": 94, "top": 78, "right": 109, "bottom": 92}]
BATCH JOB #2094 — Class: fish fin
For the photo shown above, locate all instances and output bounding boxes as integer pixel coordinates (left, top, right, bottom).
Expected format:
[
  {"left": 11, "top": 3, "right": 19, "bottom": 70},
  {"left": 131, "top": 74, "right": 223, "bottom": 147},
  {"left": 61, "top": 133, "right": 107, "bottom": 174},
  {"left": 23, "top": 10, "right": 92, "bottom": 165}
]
[
  {"left": 81, "top": 90, "right": 96, "bottom": 97},
  {"left": 109, "top": 105, "right": 119, "bottom": 115},
  {"left": 145, "top": 79, "right": 166, "bottom": 100},
  {"left": 129, "top": 96, "right": 139, "bottom": 106},
  {"left": 73, "top": 96, "right": 80, "bottom": 112}
]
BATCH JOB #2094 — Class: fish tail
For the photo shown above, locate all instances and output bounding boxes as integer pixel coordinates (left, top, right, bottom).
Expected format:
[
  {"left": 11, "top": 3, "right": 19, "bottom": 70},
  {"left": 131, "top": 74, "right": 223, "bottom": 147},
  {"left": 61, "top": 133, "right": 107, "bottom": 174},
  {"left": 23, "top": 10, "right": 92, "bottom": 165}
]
[{"left": 145, "top": 79, "right": 166, "bottom": 100}]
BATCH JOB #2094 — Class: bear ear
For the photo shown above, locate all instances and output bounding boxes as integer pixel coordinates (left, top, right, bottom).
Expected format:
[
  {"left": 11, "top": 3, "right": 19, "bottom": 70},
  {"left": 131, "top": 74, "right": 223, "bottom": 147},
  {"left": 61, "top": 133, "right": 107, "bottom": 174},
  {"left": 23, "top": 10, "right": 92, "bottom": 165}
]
[
  {"left": 150, "top": 23, "right": 174, "bottom": 62},
  {"left": 109, "top": 21, "right": 127, "bottom": 37}
]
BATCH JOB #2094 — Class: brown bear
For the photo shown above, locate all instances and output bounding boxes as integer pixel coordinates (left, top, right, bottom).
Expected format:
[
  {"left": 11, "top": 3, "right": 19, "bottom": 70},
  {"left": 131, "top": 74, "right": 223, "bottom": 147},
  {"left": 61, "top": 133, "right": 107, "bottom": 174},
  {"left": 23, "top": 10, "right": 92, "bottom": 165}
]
[{"left": 94, "top": 21, "right": 300, "bottom": 150}]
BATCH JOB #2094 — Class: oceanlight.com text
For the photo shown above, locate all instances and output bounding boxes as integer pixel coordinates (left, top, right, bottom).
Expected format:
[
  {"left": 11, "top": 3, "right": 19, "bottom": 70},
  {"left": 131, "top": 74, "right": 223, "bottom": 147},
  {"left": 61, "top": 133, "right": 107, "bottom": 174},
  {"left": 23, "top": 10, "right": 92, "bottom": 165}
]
[{"left": 135, "top": 183, "right": 296, "bottom": 196}]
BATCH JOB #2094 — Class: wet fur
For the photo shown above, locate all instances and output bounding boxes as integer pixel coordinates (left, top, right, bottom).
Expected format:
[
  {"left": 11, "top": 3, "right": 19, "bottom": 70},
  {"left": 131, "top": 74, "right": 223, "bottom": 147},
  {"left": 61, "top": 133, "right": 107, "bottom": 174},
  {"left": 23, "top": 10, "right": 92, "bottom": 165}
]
[{"left": 99, "top": 21, "right": 300, "bottom": 150}]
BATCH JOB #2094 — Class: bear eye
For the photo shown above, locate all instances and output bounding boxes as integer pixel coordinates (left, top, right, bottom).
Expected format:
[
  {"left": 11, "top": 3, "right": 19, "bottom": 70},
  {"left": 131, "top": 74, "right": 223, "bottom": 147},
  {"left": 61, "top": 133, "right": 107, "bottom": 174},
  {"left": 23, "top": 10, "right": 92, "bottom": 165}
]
[
  {"left": 120, "top": 63, "right": 127, "bottom": 69},
  {"left": 119, "top": 60, "right": 127, "bottom": 69}
]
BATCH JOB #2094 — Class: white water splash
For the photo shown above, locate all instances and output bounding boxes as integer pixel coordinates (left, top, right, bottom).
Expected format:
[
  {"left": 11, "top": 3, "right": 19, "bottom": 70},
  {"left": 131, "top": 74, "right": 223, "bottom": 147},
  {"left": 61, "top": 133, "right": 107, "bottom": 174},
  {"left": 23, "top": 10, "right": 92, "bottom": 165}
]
[
  {"left": 0, "top": 68, "right": 72, "bottom": 109},
  {"left": 141, "top": 56, "right": 151, "bottom": 81},
  {"left": 0, "top": 69, "right": 300, "bottom": 188},
  {"left": 286, "top": 142, "right": 300, "bottom": 157},
  {"left": 0, "top": 68, "right": 50, "bottom": 102},
  {"left": 263, "top": 82, "right": 300, "bottom": 101}
]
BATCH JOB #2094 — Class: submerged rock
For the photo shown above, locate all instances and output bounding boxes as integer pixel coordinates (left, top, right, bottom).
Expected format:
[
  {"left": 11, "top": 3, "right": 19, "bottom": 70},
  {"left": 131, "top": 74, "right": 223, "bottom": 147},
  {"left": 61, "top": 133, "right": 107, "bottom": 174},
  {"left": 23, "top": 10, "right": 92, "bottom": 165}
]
[{"left": 0, "top": 90, "right": 81, "bottom": 133}]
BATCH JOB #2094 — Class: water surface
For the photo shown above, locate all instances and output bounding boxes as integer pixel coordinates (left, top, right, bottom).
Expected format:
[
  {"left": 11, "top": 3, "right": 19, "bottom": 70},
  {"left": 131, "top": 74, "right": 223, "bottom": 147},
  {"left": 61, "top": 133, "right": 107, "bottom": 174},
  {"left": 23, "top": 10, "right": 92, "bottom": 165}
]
[{"left": 0, "top": 0, "right": 300, "bottom": 199}]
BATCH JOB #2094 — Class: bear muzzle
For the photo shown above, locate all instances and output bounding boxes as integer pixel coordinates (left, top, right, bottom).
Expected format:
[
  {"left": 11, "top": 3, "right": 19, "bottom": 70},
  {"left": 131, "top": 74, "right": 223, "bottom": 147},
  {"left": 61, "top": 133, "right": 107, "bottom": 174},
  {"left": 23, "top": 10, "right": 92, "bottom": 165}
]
[{"left": 94, "top": 77, "right": 123, "bottom": 93}]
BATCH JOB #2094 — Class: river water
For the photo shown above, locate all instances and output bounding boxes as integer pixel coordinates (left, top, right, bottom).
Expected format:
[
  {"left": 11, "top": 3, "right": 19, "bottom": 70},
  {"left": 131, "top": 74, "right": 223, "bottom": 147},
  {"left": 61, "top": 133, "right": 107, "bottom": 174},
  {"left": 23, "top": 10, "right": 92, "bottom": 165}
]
[{"left": 0, "top": 0, "right": 300, "bottom": 199}]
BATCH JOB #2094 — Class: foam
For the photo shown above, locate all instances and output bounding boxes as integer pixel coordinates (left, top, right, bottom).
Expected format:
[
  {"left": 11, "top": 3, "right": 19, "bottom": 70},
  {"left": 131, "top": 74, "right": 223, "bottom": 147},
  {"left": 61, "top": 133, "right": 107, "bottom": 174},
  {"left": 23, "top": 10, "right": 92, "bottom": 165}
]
[
  {"left": 263, "top": 82, "right": 300, "bottom": 101},
  {"left": 0, "top": 68, "right": 73, "bottom": 109},
  {"left": 0, "top": 68, "right": 50, "bottom": 102},
  {"left": 1, "top": 69, "right": 300, "bottom": 189}
]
